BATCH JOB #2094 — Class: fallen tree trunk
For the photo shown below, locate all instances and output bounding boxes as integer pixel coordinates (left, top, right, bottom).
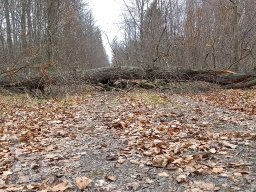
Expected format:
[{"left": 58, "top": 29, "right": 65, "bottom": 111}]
[
  {"left": 79, "top": 66, "right": 146, "bottom": 83},
  {"left": 225, "top": 78, "right": 256, "bottom": 89},
  {"left": 78, "top": 66, "right": 256, "bottom": 89},
  {"left": 0, "top": 77, "right": 45, "bottom": 93},
  {"left": 1, "top": 66, "right": 256, "bottom": 92}
]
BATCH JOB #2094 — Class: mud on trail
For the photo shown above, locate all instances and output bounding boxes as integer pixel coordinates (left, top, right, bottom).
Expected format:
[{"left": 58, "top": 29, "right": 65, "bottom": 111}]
[{"left": 0, "top": 84, "right": 255, "bottom": 192}]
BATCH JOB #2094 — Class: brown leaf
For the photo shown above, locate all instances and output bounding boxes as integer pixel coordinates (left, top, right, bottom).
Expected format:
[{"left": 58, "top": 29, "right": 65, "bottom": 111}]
[
  {"left": 194, "top": 181, "right": 215, "bottom": 191},
  {"left": 112, "top": 121, "right": 126, "bottom": 129},
  {"left": 176, "top": 174, "right": 188, "bottom": 183},
  {"left": 106, "top": 175, "right": 116, "bottom": 181},
  {"left": 126, "top": 182, "right": 140, "bottom": 191},
  {"left": 152, "top": 155, "right": 168, "bottom": 168},
  {"left": 233, "top": 172, "right": 242, "bottom": 177},
  {"left": 222, "top": 141, "right": 237, "bottom": 149},
  {"left": 69, "top": 133, "right": 77, "bottom": 140},
  {"left": 1, "top": 171, "right": 13, "bottom": 180},
  {"left": 106, "top": 153, "right": 118, "bottom": 161},
  {"left": 212, "top": 167, "right": 224, "bottom": 174},
  {"left": 158, "top": 172, "right": 169, "bottom": 177},
  {"left": 172, "top": 157, "right": 183, "bottom": 165},
  {"left": 117, "top": 157, "right": 126, "bottom": 164},
  {"left": 130, "top": 159, "right": 140, "bottom": 165},
  {"left": 209, "top": 148, "right": 216, "bottom": 154},
  {"left": 51, "top": 181, "right": 70, "bottom": 192},
  {"left": 0, "top": 127, "right": 4, "bottom": 134},
  {"left": 75, "top": 176, "right": 92, "bottom": 190},
  {"left": 45, "top": 154, "right": 59, "bottom": 159}
]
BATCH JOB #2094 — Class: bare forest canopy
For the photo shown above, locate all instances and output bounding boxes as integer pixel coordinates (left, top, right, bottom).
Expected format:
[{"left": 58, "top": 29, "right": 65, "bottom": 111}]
[
  {"left": 1, "top": 0, "right": 256, "bottom": 92},
  {"left": 112, "top": 0, "right": 256, "bottom": 72},
  {"left": 0, "top": 0, "right": 109, "bottom": 78}
]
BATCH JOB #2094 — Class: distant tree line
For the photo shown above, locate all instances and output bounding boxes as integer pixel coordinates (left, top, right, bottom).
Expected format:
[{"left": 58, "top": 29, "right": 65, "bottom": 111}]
[
  {"left": 0, "top": 0, "right": 108, "bottom": 80},
  {"left": 112, "top": 0, "right": 256, "bottom": 72}
]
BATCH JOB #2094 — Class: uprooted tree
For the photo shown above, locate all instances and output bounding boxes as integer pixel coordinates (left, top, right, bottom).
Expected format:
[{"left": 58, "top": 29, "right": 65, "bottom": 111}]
[
  {"left": 1, "top": 66, "right": 256, "bottom": 93},
  {"left": 77, "top": 66, "right": 256, "bottom": 89}
]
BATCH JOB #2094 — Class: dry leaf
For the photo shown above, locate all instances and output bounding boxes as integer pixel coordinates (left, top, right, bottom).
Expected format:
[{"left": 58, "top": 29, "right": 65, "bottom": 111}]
[
  {"left": 185, "top": 166, "right": 196, "bottom": 173},
  {"left": 176, "top": 174, "right": 188, "bottom": 183},
  {"left": 158, "top": 172, "right": 169, "bottom": 177},
  {"left": 209, "top": 148, "right": 216, "bottom": 154},
  {"left": 2, "top": 171, "right": 13, "bottom": 180},
  {"left": 106, "top": 153, "right": 118, "bottom": 161},
  {"left": 106, "top": 175, "right": 116, "bottom": 181},
  {"left": 51, "top": 181, "right": 70, "bottom": 192},
  {"left": 5, "top": 186, "right": 24, "bottom": 191},
  {"left": 117, "top": 157, "right": 126, "bottom": 164},
  {"left": 0, "top": 179, "right": 5, "bottom": 185},
  {"left": 112, "top": 121, "right": 126, "bottom": 129},
  {"left": 69, "top": 133, "right": 77, "bottom": 140},
  {"left": 49, "top": 120, "right": 62, "bottom": 124},
  {"left": 126, "top": 182, "right": 140, "bottom": 191},
  {"left": 172, "top": 158, "right": 183, "bottom": 165},
  {"left": 222, "top": 141, "right": 237, "bottom": 149},
  {"left": 190, "top": 188, "right": 203, "bottom": 192},
  {"left": 212, "top": 167, "right": 224, "bottom": 174},
  {"left": 152, "top": 155, "right": 168, "bottom": 168},
  {"left": 220, "top": 173, "right": 230, "bottom": 178},
  {"left": 76, "top": 176, "right": 92, "bottom": 190},
  {"left": 45, "top": 154, "right": 58, "bottom": 159},
  {"left": 145, "top": 178, "right": 154, "bottom": 184},
  {"left": 143, "top": 150, "right": 154, "bottom": 156},
  {"left": 194, "top": 181, "right": 215, "bottom": 190},
  {"left": 130, "top": 159, "right": 140, "bottom": 165},
  {"left": 153, "top": 139, "right": 163, "bottom": 145},
  {"left": 234, "top": 172, "right": 242, "bottom": 177},
  {"left": 218, "top": 151, "right": 228, "bottom": 155}
]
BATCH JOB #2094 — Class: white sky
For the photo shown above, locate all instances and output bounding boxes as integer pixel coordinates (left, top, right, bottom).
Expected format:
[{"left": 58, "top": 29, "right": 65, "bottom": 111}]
[{"left": 88, "top": 0, "right": 124, "bottom": 62}]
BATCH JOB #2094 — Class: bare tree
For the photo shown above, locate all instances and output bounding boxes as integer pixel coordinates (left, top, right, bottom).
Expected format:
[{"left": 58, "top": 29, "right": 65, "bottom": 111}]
[
  {"left": 0, "top": 0, "right": 109, "bottom": 84},
  {"left": 114, "top": 0, "right": 256, "bottom": 72},
  {"left": 229, "top": 0, "right": 241, "bottom": 71}
]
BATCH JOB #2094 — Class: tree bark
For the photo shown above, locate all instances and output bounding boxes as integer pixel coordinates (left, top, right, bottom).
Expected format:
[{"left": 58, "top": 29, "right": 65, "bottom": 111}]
[
  {"left": 4, "top": 0, "right": 13, "bottom": 57},
  {"left": 230, "top": 0, "right": 241, "bottom": 71},
  {"left": 77, "top": 67, "right": 256, "bottom": 89},
  {"left": 1, "top": 67, "right": 256, "bottom": 92},
  {"left": 21, "top": 0, "right": 27, "bottom": 49}
]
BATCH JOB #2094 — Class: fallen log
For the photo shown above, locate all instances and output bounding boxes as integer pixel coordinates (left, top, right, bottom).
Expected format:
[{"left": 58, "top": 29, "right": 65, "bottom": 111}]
[
  {"left": 1, "top": 66, "right": 256, "bottom": 92},
  {"left": 79, "top": 66, "right": 146, "bottom": 83},
  {"left": 225, "top": 78, "right": 256, "bottom": 89},
  {"left": 79, "top": 67, "right": 256, "bottom": 89},
  {"left": 0, "top": 77, "right": 45, "bottom": 93}
]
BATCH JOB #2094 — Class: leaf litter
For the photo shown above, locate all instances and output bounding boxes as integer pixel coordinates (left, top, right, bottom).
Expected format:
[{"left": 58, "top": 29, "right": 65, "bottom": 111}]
[{"left": 0, "top": 86, "right": 255, "bottom": 191}]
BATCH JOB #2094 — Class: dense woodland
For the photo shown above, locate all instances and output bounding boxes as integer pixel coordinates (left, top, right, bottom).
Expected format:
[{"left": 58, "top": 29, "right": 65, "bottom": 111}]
[
  {"left": 113, "top": 0, "right": 256, "bottom": 72},
  {"left": 0, "top": 0, "right": 256, "bottom": 89},
  {"left": 0, "top": 0, "right": 108, "bottom": 82}
]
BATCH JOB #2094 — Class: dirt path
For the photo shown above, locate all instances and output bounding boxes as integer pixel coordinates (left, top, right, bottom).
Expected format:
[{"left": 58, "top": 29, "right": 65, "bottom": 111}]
[{"left": 0, "top": 89, "right": 255, "bottom": 191}]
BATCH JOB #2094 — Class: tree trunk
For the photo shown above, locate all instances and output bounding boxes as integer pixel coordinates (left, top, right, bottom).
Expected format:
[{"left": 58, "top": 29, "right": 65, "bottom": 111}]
[
  {"left": 4, "top": 0, "right": 13, "bottom": 57},
  {"left": 231, "top": 0, "right": 241, "bottom": 71},
  {"left": 21, "top": 0, "right": 27, "bottom": 49},
  {"left": 1, "top": 67, "right": 256, "bottom": 92},
  {"left": 46, "top": 0, "right": 58, "bottom": 66}
]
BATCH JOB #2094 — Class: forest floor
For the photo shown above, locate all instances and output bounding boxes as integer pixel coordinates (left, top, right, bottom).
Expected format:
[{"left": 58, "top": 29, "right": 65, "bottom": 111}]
[{"left": 0, "top": 82, "right": 256, "bottom": 192}]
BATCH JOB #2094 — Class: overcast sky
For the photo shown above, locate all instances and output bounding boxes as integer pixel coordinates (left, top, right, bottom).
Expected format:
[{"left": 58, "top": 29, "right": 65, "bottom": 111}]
[{"left": 88, "top": 0, "right": 124, "bottom": 61}]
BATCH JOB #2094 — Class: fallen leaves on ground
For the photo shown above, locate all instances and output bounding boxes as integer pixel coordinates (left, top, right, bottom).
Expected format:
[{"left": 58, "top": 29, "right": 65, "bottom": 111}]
[
  {"left": 0, "top": 87, "right": 255, "bottom": 191},
  {"left": 188, "top": 89, "right": 256, "bottom": 115},
  {"left": 51, "top": 181, "right": 71, "bottom": 192},
  {"left": 75, "top": 176, "right": 92, "bottom": 190}
]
